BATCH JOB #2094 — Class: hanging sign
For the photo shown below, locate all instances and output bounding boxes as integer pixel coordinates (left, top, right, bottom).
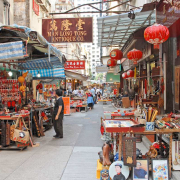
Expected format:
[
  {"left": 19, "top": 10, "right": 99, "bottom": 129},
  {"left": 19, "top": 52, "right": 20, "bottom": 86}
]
[
  {"left": 62, "top": 97, "right": 70, "bottom": 115},
  {"left": 64, "top": 61, "right": 85, "bottom": 70},
  {"left": 33, "top": 0, "right": 39, "bottom": 16},
  {"left": 42, "top": 18, "right": 93, "bottom": 43}
]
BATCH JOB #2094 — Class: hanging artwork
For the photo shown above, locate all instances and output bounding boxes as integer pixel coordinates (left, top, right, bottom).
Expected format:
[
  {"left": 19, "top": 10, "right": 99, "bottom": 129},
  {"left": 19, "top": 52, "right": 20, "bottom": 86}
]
[
  {"left": 172, "top": 141, "right": 180, "bottom": 170},
  {"left": 132, "top": 159, "right": 149, "bottom": 180},
  {"left": 151, "top": 159, "right": 169, "bottom": 180},
  {"left": 109, "top": 161, "right": 130, "bottom": 180},
  {"left": 122, "top": 136, "right": 136, "bottom": 167}
]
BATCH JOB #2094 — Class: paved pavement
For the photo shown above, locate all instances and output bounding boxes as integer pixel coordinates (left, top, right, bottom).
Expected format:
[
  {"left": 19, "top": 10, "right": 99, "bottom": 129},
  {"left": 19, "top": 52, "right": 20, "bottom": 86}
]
[{"left": 0, "top": 102, "right": 175, "bottom": 180}]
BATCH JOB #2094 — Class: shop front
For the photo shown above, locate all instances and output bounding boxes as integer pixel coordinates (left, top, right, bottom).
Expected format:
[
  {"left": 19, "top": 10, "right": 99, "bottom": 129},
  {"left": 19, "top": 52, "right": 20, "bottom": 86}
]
[
  {"left": 0, "top": 25, "right": 64, "bottom": 150},
  {"left": 96, "top": 2, "right": 180, "bottom": 179}
]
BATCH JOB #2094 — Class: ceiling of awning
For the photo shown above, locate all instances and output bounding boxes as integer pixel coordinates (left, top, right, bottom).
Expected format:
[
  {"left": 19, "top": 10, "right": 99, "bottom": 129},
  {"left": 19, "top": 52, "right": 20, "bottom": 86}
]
[
  {"left": 65, "top": 70, "right": 88, "bottom": 81},
  {"left": 18, "top": 57, "right": 63, "bottom": 70},
  {"left": 97, "top": 9, "right": 156, "bottom": 48}
]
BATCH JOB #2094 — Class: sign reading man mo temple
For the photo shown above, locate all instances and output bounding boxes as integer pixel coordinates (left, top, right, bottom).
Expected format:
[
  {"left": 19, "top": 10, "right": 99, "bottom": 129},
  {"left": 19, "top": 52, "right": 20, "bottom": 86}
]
[{"left": 42, "top": 18, "right": 93, "bottom": 43}]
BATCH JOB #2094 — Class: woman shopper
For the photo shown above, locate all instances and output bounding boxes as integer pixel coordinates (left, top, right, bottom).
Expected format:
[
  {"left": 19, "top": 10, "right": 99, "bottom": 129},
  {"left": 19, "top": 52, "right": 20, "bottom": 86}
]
[
  {"left": 86, "top": 90, "right": 94, "bottom": 110},
  {"left": 53, "top": 89, "right": 64, "bottom": 138}
]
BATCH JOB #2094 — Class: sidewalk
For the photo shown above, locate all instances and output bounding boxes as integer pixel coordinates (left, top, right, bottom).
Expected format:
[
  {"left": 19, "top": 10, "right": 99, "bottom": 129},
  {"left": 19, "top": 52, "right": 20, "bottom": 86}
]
[{"left": 0, "top": 102, "right": 176, "bottom": 180}]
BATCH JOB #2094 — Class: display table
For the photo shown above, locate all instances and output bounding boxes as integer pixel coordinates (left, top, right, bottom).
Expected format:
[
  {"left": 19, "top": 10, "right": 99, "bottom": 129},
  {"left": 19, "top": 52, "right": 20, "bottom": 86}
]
[
  {"left": 98, "top": 99, "right": 112, "bottom": 105},
  {"left": 103, "top": 119, "right": 180, "bottom": 178},
  {"left": 0, "top": 114, "right": 31, "bottom": 150},
  {"left": 104, "top": 111, "right": 135, "bottom": 119}
]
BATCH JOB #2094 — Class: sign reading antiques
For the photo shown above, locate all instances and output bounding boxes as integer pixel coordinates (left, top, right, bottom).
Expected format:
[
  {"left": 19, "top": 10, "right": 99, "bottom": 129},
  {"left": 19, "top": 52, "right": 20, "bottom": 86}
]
[
  {"left": 42, "top": 18, "right": 93, "bottom": 43},
  {"left": 64, "top": 61, "right": 85, "bottom": 70}
]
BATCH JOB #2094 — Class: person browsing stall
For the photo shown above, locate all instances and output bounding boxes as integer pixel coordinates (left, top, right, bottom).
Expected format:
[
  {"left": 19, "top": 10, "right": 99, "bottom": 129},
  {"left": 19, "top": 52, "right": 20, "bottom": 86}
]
[{"left": 53, "top": 89, "right": 64, "bottom": 138}]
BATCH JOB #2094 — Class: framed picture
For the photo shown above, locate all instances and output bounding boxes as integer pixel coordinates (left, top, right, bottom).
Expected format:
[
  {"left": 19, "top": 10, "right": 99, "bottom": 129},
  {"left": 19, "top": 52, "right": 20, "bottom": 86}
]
[
  {"left": 132, "top": 159, "right": 149, "bottom": 180},
  {"left": 172, "top": 141, "right": 180, "bottom": 170},
  {"left": 152, "top": 159, "right": 169, "bottom": 180},
  {"left": 109, "top": 161, "right": 130, "bottom": 180}
]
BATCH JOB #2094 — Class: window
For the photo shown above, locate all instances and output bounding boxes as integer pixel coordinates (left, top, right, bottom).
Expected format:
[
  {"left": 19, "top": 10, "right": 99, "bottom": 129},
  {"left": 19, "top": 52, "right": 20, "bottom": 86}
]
[
  {"left": 93, "top": 72, "right": 95, "bottom": 74},
  {"left": 92, "top": 55, "right": 95, "bottom": 58},
  {"left": 97, "top": 55, "right": 99, "bottom": 57},
  {"left": 92, "top": 59, "right": 95, "bottom": 62},
  {"left": 92, "top": 51, "right": 95, "bottom": 53},
  {"left": 92, "top": 47, "right": 95, "bottom": 49}
]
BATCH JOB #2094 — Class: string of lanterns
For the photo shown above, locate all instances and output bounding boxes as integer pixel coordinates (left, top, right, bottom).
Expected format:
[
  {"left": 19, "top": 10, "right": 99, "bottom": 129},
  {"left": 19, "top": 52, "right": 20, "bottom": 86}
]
[{"left": 107, "top": 23, "right": 170, "bottom": 80}]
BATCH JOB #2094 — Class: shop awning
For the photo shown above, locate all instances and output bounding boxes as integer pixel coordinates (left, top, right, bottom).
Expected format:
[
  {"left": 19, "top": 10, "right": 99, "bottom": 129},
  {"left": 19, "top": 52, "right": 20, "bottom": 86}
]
[
  {"left": 65, "top": 70, "right": 88, "bottom": 81},
  {"left": 97, "top": 9, "right": 156, "bottom": 47},
  {"left": 0, "top": 41, "right": 26, "bottom": 60},
  {"left": 18, "top": 57, "right": 63, "bottom": 70},
  {"left": 0, "top": 25, "right": 63, "bottom": 62},
  {"left": 23, "top": 68, "right": 65, "bottom": 78}
]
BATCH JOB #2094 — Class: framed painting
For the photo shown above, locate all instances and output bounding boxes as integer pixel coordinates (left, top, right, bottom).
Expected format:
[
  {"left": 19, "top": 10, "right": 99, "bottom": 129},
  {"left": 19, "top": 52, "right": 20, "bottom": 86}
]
[
  {"left": 132, "top": 159, "right": 149, "bottom": 180},
  {"left": 151, "top": 159, "right": 169, "bottom": 180}
]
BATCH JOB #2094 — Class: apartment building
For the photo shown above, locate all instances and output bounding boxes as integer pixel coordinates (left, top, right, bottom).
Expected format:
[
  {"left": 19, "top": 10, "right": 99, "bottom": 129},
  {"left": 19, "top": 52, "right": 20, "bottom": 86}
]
[{"left": 74, "top": 0, "right": 107, "bottom": 78}]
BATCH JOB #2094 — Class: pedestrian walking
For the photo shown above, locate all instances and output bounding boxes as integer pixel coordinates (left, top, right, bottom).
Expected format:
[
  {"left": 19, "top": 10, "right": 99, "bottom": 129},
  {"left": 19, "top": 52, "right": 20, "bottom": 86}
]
[{"left": 53, "top": 89, "right": 64, "bottom": 138}]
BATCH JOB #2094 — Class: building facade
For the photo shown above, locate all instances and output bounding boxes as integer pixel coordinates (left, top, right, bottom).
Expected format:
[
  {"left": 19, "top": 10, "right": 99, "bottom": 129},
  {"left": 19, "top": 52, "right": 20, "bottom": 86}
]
[
  {"left": 14, "top": 0, "right": 51, "bottom": 34},
  {"left": 74, "top": 0, "right": 106, "bottom": 79}
]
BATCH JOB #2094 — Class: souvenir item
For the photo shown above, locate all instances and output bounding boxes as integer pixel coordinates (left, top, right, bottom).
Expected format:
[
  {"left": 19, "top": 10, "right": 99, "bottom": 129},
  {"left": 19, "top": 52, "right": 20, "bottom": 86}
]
[
  {"left": 109, "top": 161, "right": 130, "bottom": 180},
  {"left": 123, "top": 137, "right": 136, "bottom": 167},
  {"left": 100, "top": 169, "right": 110, "bottom": 180},
  {"left": 13, "top": 117, "right": 30, "bottom": 144},
  {"left": 10, "top": 124, "right": 15, "bottom": 141},
  {"left": 33, "top": 111, "right": 41, "bottom": 137},
  {"left": 6, "top": 123, "right": 10, "bottom": 145},
  {"left": 102, "top": 141, "right": 113, "bottom": 166},
  {"left": 1, "top": 121, "right": 6, "bottom": 147},
  {"left": 132, "top": 159, "right": 149, "bottom": 180},
  {"left": 151, "top": 159, "right": 169, "bottom": 180},
  {"left": 172, "top": 141, "right": 180, "bottom": 170},
  {"left": 145, "top": 145, "right": 158, "bottom": 159}
]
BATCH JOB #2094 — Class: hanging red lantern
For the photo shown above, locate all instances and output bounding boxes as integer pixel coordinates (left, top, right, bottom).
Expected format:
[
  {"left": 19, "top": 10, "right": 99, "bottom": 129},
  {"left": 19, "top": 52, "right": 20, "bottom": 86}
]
[
  {"left": 122, "top": 72, "right": 128, "bottom": 79},
  {"left": 127, "top": 49, "right": 143, "bottom": 64},
  {"left": 127, "top": 70, "right": 134, "bottom": 78},
  {"left": 107, "top": 59, "right": 117, "bottom": 67},
  {"left": 144, "top": 23, "right": 169, "bottom": 49},
  {"left": 110, "top": 49, "right": 123, "bottom": 61}
]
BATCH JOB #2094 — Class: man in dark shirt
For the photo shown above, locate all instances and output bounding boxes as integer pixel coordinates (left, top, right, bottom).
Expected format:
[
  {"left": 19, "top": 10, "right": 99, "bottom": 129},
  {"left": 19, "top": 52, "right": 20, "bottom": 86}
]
[
  {"left": 134, "top": 162, "right": 148, "bottom": 179},
  {"left": 113, "top": 163, "right": 126, "bottom": 180},
  {"left": 53, "top": 89, "right": 64, "bottom": 138}
]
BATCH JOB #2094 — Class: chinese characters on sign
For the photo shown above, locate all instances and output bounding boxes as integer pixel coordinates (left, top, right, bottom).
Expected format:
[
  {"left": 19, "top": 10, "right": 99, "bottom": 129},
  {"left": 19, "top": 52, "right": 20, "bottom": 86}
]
[
  {"left": 42, "top": 18, "right": 93, "bottom": 43},
  {"left": 64, "top": 61, "right": 85, "bottom": 70},
  {"left": 33, "top": 0, "right": 39, "bottom": 16}
]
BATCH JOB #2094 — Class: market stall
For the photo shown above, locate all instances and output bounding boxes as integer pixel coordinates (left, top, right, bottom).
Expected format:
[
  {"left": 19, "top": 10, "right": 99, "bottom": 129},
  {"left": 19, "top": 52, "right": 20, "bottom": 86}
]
[{"left": 98, "top": 106, "right": 180, "bottom": 180}]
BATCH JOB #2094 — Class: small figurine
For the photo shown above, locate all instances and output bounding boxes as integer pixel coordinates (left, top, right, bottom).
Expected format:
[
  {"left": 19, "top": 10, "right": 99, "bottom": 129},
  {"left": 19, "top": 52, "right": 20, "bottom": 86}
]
[
  {"left": 145, "top": 145, "right": 158, "bottom": 158},
  {"left": 102, "top": 141, "right": 113, "bottom": 166}
]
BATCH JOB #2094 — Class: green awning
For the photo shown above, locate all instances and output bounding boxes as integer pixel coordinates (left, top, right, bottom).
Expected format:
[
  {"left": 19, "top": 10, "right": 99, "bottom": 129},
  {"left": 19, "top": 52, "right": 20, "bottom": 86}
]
[{"left": 106, "top": 73, "right": 120, "bottom": 83}]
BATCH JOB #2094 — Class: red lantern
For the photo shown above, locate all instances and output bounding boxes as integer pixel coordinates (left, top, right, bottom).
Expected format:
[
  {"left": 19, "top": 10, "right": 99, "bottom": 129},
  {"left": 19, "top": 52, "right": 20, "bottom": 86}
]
[
  {"left": 122, "top": 72, "right": 127, "bottom": 79},
  {"left": 107, "top": 59, "right": 117, "bottom": 67},
  {"left": 127, "top": 70, "right": 134, "bottom": 78},
  {"left": 110, "top": 49, "right": 123, "bottom": 60},
  {"left": 144, "top": 23, "right": 169, "bottom": 49},
  {"left": 127, "top": 49, "right": 143, "bottom": 64}
]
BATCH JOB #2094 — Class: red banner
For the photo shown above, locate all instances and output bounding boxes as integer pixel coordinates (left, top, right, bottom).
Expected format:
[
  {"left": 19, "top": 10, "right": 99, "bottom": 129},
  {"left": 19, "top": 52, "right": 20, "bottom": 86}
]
[
  {"left": 64, "top": 61, "right": 85, "bottom": 70},
  {"left": 33, "top": 0, "right": 39, "bottom": 16}
]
